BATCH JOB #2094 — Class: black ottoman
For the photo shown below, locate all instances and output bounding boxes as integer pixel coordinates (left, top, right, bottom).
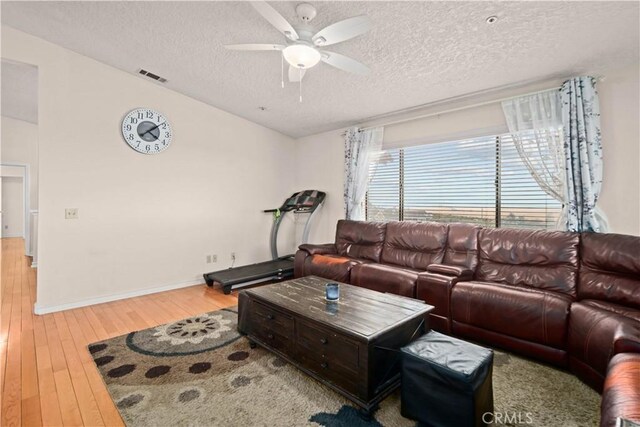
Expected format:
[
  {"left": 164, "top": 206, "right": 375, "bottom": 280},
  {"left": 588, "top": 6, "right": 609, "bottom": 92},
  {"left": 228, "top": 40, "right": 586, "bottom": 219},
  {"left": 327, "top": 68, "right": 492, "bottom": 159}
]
[{"left": 401, "top": 331, "right": 494, "bottom": 427}]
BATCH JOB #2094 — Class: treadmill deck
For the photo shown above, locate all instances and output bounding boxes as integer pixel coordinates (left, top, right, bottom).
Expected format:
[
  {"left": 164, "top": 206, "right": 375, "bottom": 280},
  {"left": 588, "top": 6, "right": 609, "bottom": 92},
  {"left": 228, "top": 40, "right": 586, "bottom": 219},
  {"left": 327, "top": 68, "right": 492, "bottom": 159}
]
[{"left": 203, "top": 257, "right": 294, "bottom": 287}]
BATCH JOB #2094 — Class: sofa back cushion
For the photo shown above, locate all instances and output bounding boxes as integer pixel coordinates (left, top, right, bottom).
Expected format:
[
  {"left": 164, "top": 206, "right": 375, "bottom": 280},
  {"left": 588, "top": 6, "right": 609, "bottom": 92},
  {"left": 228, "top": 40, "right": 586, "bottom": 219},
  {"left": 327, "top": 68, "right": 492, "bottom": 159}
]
[
  {"left": 579, "top": 232, "right": 640, "bottom": 309},
  {"left": 335, "top": 220, "right": 387, "bottom": 262},
  {"left": 476, "top": 228, "right": 579, "bottom": 297},
  {"left": 444, "top": 223, "right": 482, "bottom": 270},
  {"left": 380, "top": 221, "right": 447, "bottom": 269}
]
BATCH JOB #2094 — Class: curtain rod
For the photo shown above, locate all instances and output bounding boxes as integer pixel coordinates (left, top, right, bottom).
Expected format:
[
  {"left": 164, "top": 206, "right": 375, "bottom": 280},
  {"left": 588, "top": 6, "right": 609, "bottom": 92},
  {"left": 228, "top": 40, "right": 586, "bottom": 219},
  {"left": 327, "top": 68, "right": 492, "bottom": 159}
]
[{"left": 342, "top": 75, "right": 604, "bottom": 135}]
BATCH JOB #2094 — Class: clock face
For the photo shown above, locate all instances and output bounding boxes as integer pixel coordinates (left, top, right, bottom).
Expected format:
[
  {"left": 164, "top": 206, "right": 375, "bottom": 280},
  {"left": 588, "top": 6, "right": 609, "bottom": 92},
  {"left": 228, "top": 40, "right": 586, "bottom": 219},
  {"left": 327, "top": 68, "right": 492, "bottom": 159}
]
[{"left": 121, "top": 108, "right": 172, "bottom": 154}]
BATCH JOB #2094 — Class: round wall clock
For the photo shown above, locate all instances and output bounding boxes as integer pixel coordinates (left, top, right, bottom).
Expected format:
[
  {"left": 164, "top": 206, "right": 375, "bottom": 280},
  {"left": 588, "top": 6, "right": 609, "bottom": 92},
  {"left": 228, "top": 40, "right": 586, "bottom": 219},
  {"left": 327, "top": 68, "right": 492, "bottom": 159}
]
[{"left": 121, "top": 108, "right": 172, "bottom": 154}]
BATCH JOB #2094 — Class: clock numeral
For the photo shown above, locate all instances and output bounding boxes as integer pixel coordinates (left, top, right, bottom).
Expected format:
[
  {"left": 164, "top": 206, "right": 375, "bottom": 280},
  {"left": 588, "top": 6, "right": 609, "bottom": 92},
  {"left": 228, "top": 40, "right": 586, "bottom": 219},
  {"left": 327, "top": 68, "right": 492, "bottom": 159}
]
[
  {"left": 165, "top": 132, "right": 170, "bottom": 138},
  {"left": 145, "top": 145, "right": 151, "bottom": 152},
  {"left": 146, "top": 111, "right": 154, "bottom": 119},
  {"left": 137, "top": 112, "right": 144, "bottom": 119},
  {"left": 155, "top": 144, "right": 160, "bottom": 151},
  {"left": 125, "top": 124, "right": 132, "bottom": 131},
  {"left": 130, "top": 118, "right": 138, "bottom": 124},
  {"left": 161, "top": 123, "right": 167, "bottom": 129},
  {"left": 128, "top": 134, "right": 135, "bottom": 140}
]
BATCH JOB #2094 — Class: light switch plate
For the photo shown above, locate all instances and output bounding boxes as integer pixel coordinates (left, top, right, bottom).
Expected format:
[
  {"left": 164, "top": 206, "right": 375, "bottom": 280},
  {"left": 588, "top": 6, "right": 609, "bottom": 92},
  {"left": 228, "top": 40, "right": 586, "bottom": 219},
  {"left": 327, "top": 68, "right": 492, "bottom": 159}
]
[{"left": 65, "top": 208, "right": 79, "bottom": 219}]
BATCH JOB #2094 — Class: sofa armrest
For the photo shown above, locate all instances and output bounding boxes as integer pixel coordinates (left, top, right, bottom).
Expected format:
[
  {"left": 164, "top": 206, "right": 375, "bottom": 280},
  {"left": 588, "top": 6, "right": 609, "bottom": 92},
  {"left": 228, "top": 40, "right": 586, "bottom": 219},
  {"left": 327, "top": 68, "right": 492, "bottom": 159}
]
[
  {"left": 426, "top": 263, "right": 473, "bottom": 279},
  {"left": 600, "top": 353, "right": 640, "bottom": 427},
  {"left": 298, "top": 243, "right": 337, "bottom": 256},
  {"left": 416, "top": 272, "right": 468, "bottom": 333},
  {"left": 613, "top": 322, "right": 640, "bottom": 355},
  {"left": 294, "top": 250, "right": 309, "bottom": 278}
]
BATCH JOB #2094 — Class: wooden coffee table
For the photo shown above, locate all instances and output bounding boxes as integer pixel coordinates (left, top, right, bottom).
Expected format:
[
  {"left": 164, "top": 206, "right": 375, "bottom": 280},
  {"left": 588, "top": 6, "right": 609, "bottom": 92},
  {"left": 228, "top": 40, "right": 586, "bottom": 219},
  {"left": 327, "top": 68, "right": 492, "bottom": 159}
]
[{"left": 237, "top": 275, "right": 433, "bottom": 418}]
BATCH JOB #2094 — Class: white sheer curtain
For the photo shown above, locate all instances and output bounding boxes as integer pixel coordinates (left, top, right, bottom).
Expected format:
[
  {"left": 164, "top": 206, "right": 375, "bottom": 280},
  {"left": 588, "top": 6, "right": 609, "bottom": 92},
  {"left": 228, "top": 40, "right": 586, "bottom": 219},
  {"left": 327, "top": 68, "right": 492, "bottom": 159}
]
[
  {"left": 501, "top": 89, "right": 568, "bottom": 227},
  {"left": 344, "top": 127, "right": 384, "bottom": 220}
]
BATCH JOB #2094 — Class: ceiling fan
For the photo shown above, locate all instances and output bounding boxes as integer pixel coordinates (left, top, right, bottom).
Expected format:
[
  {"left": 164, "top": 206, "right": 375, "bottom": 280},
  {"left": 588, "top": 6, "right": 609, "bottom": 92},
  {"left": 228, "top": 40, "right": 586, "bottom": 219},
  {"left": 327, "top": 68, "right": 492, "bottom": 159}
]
[{"left": 225, "top": 1, "right": 372, "bottom": 87}]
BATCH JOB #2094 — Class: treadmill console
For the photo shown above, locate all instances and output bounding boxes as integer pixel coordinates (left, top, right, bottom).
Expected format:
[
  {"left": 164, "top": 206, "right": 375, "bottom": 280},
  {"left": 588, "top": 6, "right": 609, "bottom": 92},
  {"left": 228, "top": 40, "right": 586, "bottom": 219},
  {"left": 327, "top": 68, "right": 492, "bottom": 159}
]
[{"left": 281, "top": 190, "right": 326, "bottom": 213}]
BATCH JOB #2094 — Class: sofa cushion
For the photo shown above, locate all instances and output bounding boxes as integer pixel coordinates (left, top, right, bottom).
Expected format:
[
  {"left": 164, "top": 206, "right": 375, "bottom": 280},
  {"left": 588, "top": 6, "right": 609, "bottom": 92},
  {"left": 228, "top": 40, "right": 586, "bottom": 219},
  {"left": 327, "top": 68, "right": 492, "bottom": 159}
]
[
  {"left": 302, "top": 254, "right": 364, "bottom": 283},
  {"left": 451, "top": 281, "right": 572, "bottom": 349},
  {"left": 335, "top": 220, "right": 387, "bottom": 262},
  {"left": 444, "top": 223, "right": 482, "bottom": 270},
  {"left": 569, "top": 301, "right": 640, "bottom": 379},
  {"left": 380, "top": 221, "right": 447, "bottom": 270},
  {"left": 351, "top": 263, "right": 418, "bottom": 297},
  {"left": 579, "top": 232, "right": 640, "bottom": 309},
  {"left": 476, "top": 228, "right": 580, "bottom": 298}
]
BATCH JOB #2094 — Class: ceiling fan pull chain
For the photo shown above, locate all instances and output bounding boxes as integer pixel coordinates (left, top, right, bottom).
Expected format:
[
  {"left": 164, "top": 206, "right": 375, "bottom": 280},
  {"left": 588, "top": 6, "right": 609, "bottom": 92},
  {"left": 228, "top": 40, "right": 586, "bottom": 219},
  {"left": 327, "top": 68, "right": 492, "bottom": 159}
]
[
  {"left": 281, "top": 53, "right": 284, "bottom": 88},
  {"left": 299, "top": 69, "right": 303, "bottom": 103}
]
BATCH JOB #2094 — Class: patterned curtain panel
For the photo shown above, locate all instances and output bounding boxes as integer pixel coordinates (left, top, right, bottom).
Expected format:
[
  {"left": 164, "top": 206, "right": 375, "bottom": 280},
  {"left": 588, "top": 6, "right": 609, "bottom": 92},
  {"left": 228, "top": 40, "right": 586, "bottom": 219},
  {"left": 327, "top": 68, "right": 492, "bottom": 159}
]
[
  {"left": 344, "top": 127, "right": 384, "bottom": 220},
  {"left": 561, "top": 76, "right": 608, "bottom": 232}
]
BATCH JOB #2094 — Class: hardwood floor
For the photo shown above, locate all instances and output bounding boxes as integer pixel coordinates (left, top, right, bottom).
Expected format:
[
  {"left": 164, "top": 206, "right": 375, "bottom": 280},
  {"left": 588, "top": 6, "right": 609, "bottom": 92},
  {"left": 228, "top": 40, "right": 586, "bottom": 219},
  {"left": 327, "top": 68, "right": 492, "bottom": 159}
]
[{"left": 1, "top": 237, "right": 238, "bottom": 426}]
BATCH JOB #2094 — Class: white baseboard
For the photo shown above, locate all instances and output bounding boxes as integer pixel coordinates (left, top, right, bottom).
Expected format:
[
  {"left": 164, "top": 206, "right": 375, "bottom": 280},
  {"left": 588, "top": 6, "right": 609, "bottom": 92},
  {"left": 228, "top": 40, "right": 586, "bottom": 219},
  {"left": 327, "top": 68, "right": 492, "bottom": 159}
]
[
  {"left": 33, "top": 278, "right": 204, "bottom": 315},
  {"left": 2, "top": 233, "right": 23, "bottom": 238}
]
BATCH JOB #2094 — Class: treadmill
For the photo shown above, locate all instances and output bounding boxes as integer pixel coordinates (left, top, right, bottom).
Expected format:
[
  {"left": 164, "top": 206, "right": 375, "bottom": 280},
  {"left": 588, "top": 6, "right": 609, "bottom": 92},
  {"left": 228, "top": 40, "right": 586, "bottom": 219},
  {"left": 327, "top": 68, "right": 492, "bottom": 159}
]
[{"left": 203, "top": 190, "right": 326, "bottom": 294}]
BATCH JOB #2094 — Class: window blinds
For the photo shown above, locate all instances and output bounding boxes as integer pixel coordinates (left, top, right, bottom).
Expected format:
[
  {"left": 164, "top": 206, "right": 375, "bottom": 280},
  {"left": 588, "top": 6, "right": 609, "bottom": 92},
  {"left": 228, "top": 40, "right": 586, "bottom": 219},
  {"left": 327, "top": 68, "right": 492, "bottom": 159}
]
[{"left": 366, "top": 133, "right": 562, "bottom": 229}]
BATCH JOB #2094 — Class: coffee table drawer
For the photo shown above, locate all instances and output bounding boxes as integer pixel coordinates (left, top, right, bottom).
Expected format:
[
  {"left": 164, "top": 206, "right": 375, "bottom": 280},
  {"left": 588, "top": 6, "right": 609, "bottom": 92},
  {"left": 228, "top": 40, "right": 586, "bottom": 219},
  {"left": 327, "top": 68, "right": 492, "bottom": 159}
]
[
  {"left": 296, "top": 320, "right": 359, "bottom": 373},
  {"left": 253, "top": 326, "right": 291, "bottom": 353},
  {"left": 297, "top": 353, "right": 359, "bottom": 396},
  {"left": 252, "top": 301, "right": 293, "bottom": 338}
]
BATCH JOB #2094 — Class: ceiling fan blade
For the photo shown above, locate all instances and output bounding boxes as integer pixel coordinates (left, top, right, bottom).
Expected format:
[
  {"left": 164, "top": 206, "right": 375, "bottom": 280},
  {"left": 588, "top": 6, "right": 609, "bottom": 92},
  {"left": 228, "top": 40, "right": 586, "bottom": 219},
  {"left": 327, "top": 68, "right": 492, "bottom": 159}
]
[
  {"left": 288, "top": 66, "right": 306, "bottom": 82},
  {"left": 313, "top": 15, "right": 372, "bottom": 47},
  {"left": 321, "top": 51, "right": 370, "bottom": 75},
  {"left": 224, "top": 43, "right": 284, "bottom": 51},
  {"left": 250, "top": 1, "right": 299, "bottom": 41}
]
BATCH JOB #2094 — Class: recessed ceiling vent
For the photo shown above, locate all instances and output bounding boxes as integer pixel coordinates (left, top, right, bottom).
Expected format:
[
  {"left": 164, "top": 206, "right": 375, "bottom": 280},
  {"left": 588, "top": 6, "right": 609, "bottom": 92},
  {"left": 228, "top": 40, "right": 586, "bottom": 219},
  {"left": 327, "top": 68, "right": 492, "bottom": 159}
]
[{"left": 137, "top": 69, "right": 167, "bottom": 83}]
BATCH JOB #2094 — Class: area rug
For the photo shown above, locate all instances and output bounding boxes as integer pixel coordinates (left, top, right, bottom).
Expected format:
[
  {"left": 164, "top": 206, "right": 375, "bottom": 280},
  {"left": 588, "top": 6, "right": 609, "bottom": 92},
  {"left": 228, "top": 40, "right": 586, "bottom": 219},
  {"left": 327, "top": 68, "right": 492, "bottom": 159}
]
[{"left": 89, "top": 307, "right": 600, "bottom": 426}]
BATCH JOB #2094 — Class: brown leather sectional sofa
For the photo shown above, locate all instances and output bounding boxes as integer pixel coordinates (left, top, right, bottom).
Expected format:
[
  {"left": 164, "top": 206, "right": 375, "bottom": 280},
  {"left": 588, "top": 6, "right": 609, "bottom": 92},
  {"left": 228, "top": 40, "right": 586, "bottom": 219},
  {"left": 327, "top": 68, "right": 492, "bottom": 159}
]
[{"left": 294, "top": 220, "right": 640, "bottom": 426}]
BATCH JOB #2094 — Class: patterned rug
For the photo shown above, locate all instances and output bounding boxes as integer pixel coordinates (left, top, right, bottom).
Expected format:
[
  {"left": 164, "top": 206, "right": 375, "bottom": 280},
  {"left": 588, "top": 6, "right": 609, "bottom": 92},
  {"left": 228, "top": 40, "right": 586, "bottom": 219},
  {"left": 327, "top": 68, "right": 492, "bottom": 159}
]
[{"left": 89, "top": 307, "right": 600, "bottom": 426}]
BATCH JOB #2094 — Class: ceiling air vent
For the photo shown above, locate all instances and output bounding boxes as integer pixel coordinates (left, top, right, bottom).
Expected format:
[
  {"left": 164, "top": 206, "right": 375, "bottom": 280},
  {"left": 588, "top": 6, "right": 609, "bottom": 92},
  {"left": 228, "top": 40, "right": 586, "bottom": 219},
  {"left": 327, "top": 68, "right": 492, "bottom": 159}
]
[{"left": 137, "top": 69, "right": 167, "bottom": 83}]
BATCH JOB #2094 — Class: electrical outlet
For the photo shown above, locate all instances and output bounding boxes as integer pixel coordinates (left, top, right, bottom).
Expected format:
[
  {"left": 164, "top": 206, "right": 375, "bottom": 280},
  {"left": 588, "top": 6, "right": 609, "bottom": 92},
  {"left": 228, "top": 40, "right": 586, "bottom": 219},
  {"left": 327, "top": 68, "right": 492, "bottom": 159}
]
[
  {"left": 65, "top": 208, "right": 79, "bottom": 219},
  {"left": 211, "top": 254, "right": 217, "bottom": 263}
]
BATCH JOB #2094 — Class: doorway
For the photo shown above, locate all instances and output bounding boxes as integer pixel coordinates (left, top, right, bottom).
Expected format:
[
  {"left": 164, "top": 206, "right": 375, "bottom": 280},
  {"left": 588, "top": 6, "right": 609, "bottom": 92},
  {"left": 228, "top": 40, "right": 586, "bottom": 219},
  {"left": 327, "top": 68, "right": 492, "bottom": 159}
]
[
  {"left": 1, "top": 58, "right": 39, "bottom": 260},
  {"left": 1, "top": 176, "right": 25, "bottom": 238}
]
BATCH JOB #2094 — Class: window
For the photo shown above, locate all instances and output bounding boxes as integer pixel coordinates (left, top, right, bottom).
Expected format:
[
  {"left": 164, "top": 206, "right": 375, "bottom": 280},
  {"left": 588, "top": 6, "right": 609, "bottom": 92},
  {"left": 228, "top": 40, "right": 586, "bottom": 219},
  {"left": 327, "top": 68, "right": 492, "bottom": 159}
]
[{"left": 365, "top": 132, "right": 562, "bottom": 229}]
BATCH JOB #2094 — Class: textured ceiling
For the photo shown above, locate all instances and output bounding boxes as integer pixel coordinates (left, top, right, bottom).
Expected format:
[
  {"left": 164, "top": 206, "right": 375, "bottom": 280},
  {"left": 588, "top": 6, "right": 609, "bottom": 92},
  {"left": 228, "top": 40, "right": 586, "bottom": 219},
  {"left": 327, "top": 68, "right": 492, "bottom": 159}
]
[
  {"left": 1, "top": 1, "right": 638, "bottom": 138},
  {"left": 1, "top": 59, "right": 38, "bottom": 124}
]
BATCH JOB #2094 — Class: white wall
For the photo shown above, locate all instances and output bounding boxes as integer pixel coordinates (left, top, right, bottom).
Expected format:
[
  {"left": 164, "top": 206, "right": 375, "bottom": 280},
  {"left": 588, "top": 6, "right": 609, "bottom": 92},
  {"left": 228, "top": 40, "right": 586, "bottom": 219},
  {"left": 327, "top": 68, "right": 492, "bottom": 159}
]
[
  {"left": 2, "top": 27, "right": 298, "bottom": 313},
  {"left": 1, "top": 177, "right": 24, "bottom": 237},
  {"left": 597, "top": 64, "right": 640, "bottom": 236},
  {"left": 1, "top": 117, "right": 38, "bottom": 208},
  {"left": 294, "top": 130, "right": 345, "bottom": 244},
  {"left": 295, "top": 65, "right": 640, "bottom": 240}
]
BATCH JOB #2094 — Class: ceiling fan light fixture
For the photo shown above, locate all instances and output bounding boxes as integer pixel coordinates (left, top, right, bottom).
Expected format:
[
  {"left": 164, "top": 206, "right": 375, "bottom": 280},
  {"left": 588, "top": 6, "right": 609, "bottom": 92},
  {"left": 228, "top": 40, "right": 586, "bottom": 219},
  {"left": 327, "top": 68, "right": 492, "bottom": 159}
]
[{"left": 283, "top": 44, "right": 321, "bottom": 69}]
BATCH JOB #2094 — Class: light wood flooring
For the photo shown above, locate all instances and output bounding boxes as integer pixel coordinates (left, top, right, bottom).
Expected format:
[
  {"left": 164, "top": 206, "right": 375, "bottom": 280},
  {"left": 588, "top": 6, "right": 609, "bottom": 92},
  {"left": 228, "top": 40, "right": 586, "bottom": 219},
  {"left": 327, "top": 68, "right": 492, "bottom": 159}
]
[{"left": 1, "top": 237, "right": 238, "bottom": 426}]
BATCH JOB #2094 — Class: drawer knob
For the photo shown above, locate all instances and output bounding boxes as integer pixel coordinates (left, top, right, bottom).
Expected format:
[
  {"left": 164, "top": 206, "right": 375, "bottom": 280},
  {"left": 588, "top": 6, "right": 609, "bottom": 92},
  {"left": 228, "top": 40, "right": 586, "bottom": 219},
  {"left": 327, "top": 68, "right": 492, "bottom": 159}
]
[
  {"left": 321, "top": 362, "right": 328, "bottom": 369},
  {"left": 267, "top": 314, "right": 274, "bottom": 320},
  {"left": 320, "top": 338, "right": 328, "bottom": 345},
  {"left": 267, "top": 333, "right": 274, "bottom": 339}
]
